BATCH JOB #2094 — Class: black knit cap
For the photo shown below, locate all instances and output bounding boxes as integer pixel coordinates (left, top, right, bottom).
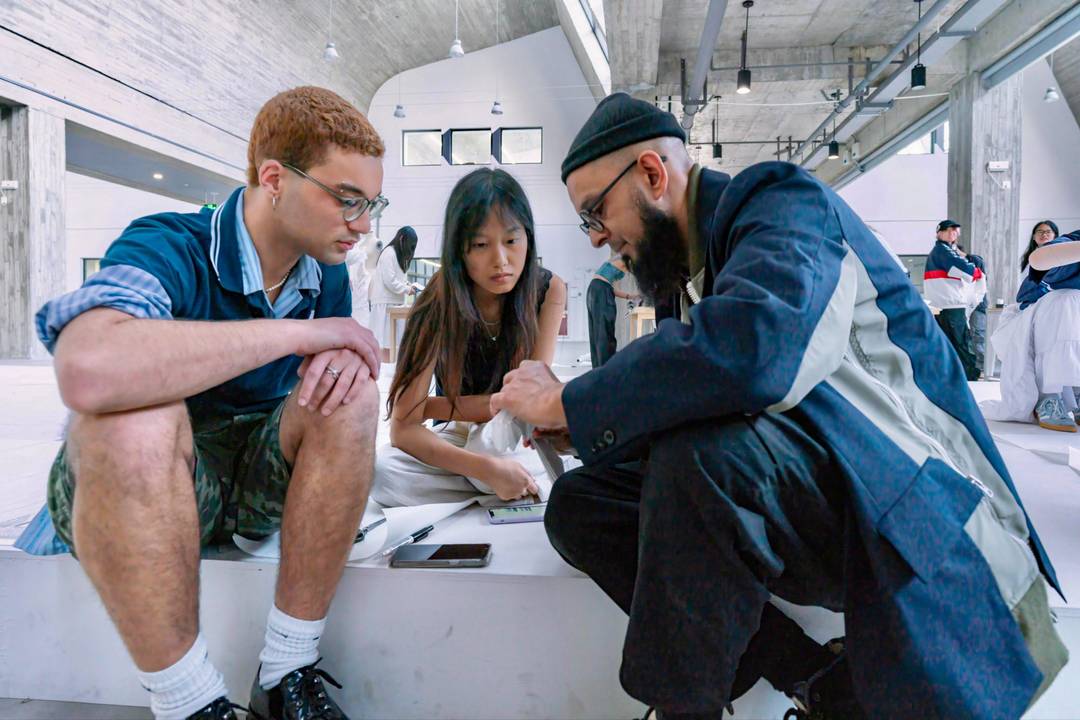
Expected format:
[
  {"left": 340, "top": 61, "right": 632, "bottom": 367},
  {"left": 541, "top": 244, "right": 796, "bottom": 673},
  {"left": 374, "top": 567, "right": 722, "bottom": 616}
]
[{"left": 561, "top": 93, "right": 686, "bottom": 183}]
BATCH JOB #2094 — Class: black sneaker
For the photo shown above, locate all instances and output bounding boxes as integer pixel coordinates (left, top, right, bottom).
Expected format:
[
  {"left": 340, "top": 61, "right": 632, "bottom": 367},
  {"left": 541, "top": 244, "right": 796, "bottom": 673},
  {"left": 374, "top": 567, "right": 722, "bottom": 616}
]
[
  {"left": 783, "top": 638, "right": 866, "bottom": 720},
  {"left": 186, "top": 696, "right": 246, "bottom": 720},
  {"left": 249, "top": 660, "right": 349, "bottom": 719}
]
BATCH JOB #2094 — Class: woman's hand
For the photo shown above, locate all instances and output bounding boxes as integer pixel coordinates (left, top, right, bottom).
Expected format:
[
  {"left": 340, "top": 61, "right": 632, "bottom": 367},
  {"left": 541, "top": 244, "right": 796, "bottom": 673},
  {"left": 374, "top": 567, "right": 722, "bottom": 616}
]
[{"left": 479, "top": 457, "right": 540, "bottom": 500}]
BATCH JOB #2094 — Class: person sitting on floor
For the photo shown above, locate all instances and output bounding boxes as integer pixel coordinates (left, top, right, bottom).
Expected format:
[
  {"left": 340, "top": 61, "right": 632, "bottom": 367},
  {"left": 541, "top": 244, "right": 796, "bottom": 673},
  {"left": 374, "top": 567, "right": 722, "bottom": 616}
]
[
  {"left": 989, "top": 222, "right": 1080, "bottom": 432},
  {"left": 371, "top": 168, "right": 566, "bottom": 507},
  {"left": 491, "top": 92, "right": 1066, "bottom": 720},
  {"left": 34, "top": 87, "right": 385, "bottom": 720}
]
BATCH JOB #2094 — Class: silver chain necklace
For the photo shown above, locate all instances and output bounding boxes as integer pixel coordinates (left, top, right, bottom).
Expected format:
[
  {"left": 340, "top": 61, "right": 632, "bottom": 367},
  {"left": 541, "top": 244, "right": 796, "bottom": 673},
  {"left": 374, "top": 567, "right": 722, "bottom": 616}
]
[{"left": 264, "top": 267, "right": 292, "bottom": 294}]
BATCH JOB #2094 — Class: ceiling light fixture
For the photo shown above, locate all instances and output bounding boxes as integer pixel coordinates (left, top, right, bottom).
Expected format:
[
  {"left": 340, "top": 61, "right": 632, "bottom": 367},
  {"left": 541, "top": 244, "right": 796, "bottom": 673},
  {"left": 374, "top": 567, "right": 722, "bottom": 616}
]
[
  {"left": 449, "top": 0, "right": 465, "bottom": 58},
  {"left": 711, "top": 103, "right": 722, "bottom": 160},
  {"left": 394, "top": 73, "right": 406, "bottom": 118},
  {"left": 152, "top": 172, "right": 164, "bottom": 180},
  {"left": 322, "top": 0, "right": 339, "bottom": 62},
  {"left": 910, "top": 0, "right": 926, "bottom": 90},
  {"left": 491, "top": 0, "right": 504, "bottom": 115},
  {"left": 736, "top": 1, "right": 754, "bottom": 95},
  {"left": 1045, "top": 53, "right": 1060, "bottom": 103},
  {"left": 828, "top": 109, "right": 840, "bottom": 159}
]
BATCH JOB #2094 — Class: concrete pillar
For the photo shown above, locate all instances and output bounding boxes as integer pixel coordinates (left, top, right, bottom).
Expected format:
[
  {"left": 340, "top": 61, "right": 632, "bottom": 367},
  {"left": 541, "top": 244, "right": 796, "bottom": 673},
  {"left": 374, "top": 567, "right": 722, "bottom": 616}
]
[
  {"left": 0, "top": 104, "right": 66, "bottom": 360},
  {"left": 947, "top": 72, "right": 1023, "bottom": 309}
]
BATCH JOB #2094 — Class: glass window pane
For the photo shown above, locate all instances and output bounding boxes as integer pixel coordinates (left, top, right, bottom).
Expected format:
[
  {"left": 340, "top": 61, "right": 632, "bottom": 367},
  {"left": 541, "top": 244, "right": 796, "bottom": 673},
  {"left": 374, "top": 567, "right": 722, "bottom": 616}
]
[
  {"left": 500, "top": 128, "right": 542, "bottom": 164},
  {"left": 451, "top": 130, "right": 491, "bottom": 165},
  {"left": 403, "top": 131, "right": 442, "bottom": 166},
  {"left": 82, "top": 258, "right": 101, "bottom": 281}
]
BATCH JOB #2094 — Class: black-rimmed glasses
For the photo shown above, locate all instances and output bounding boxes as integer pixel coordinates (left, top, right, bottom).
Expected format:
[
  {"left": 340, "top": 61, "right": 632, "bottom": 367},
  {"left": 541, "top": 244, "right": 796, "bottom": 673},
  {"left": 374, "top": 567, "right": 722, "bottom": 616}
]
[
  {"left": 281, "top": 161, "right": 389, "bottom": 223},
  {"left": 577, "top": 155, "right": 666, "bottom": 236}
]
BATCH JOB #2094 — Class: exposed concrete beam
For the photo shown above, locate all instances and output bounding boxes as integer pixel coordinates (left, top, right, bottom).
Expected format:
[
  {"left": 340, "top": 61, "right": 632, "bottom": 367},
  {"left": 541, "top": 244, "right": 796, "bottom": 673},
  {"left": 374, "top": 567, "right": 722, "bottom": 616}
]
[{"left": 604, "top": 0, "right": 665, "bottom": 94}]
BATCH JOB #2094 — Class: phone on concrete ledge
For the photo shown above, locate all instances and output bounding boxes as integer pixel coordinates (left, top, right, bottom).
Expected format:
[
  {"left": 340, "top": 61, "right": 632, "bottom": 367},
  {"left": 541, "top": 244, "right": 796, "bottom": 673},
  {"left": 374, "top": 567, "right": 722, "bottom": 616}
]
[
  {"left": 487, "top": 503, "right": 547, "bottom": 524},
  {"left": 390, "top": 543, "right": 492, "bottom": 568}
]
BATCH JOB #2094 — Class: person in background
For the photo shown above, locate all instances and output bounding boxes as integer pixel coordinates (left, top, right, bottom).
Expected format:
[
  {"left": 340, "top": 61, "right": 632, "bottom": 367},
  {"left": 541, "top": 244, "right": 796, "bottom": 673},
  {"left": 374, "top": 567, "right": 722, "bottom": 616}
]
[
  {"left": 923, "top": 220, "right": 981, "bottom": 380},
  {"left": 345, "top": 231, "right": 376, "bottom": 327},
  {"left": 370, "top": 225, "right": 419, "bottom": 361},
  {"left": 372, "top": 168, "right": 565, "bottom": 506},
  {"left": 586, "top": 254, "right": 639, "bottom": 367},
  {"left": 956, "top": 242, "right": 988, "bottom": 376},
  {"left": 1018, "top": 223, "right": 1080, "bottom": 431}
]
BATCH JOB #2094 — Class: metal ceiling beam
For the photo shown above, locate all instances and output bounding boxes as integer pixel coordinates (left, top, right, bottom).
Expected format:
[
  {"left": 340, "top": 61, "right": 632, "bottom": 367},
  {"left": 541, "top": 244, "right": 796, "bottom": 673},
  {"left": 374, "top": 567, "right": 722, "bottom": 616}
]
[
  {"left": 982, "top": 3, "right": 1080, "bottom": 89},
  {"left": 800, "top": 0, "right": 1011, "bottom": 170},
  {"left": 790, "top": 0, "right": 953, "bottom": 164},
  {"left": 679, "top": 0, "right": 728, "bottom": 131}
]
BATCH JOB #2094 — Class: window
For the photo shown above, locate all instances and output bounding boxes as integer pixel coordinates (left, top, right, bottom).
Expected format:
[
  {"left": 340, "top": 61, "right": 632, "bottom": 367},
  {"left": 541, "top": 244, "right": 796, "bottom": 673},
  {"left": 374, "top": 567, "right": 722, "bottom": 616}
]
[
  {"left": 899, "top": 255, "right": 927, "bottom": 294},
  {"left": 578, "top": 0, "right": 609, "bottom": 60},
  {"left": 493, "top": 128, "right": 542, "bottom": 164},
  {"left": 82, "top": 258, "right": 101, "bottom": 281},
  {"left": 407, "top": 257, "right": 441, "bottom": 289},
  {"left": 402, "top": 130, "right": 442, "bottom": 166},
  {"left": 897, "top": 122, "right": 949, "bottom": 156},
  {"left": 442, "top": 129, "right": 492, "bottom": 165}
]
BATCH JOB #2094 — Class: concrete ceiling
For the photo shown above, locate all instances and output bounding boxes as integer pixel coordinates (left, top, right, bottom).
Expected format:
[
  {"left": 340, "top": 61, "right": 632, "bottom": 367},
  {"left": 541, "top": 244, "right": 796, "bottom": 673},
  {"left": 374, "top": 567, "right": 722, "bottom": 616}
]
[
  {"left": 1, "top": 0, "right": 558, "bottom": 142},
  {"left": 605, "top": 0, "right": 972, "bottom": 175},
  {"left": 1052, "top": 35, "right": 1080, "bottom": 129}
]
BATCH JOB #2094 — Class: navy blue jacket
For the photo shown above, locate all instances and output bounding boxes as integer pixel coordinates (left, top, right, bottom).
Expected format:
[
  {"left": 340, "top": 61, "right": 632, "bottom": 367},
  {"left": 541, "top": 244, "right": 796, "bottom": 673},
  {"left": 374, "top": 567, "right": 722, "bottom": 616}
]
[{"left": 563, "top": 162, "right": 1062, "bottom": 718}]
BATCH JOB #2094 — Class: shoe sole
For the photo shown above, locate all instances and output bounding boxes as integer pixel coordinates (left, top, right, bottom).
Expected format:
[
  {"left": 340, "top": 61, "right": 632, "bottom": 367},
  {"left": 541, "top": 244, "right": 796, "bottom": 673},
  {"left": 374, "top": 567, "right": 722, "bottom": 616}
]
[{"left": 1038, "top": 420, "right": 1078, "bottom": 433}]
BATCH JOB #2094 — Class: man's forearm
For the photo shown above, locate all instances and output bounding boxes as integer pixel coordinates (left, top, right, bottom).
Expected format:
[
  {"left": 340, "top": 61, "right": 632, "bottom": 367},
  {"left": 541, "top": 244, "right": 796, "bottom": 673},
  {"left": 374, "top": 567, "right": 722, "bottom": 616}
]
[{"left": 55, "top": 310, "right": 309, "bottom": 413}]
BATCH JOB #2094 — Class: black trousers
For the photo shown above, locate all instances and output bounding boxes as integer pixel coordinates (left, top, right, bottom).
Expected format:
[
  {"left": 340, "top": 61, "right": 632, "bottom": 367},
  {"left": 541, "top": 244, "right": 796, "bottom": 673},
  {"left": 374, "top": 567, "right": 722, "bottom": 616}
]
[
  {"left": 586, "top": 278, "right": 618, "bottom": 368},
  {"left": 936, "top": 308, "right": 980, "bottom": 381},
  {"left": 545, "top": 413, "right": 845, "bottom": 718}
]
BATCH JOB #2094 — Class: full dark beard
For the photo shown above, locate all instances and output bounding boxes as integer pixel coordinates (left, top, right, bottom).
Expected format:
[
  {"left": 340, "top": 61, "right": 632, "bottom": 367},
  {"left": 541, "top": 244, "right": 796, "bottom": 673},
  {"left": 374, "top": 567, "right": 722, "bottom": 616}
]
[{"left": 625, "top": 196, "right": 688, "bottom": 305}]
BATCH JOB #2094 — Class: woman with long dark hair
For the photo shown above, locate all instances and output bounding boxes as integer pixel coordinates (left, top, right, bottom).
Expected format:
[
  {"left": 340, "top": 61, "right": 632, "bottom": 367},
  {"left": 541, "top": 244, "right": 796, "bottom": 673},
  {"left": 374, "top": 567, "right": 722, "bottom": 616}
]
[
  {"left": 1020, "top": 220, "right": 1059, "bottom": 274},
  {"left": 372, "top": 169, "right": 566, "bottom": 505},
  {"left": 370, "top": 225, "right": 419, "bottom": 358},
  {"left": 983, "top": 221, "right": 1080, "bottom": 432}
]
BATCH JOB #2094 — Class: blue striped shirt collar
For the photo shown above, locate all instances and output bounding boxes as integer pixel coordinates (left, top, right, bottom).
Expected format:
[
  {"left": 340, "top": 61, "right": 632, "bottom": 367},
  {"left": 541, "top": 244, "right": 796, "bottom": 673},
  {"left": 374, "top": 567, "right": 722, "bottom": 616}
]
[{"left": 209, "top": 187, "right": 322, "bottom": 300}]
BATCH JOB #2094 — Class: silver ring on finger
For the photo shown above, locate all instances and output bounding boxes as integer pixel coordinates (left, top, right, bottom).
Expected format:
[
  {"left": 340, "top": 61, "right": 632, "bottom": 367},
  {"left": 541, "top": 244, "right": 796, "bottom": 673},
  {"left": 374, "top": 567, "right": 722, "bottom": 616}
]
[{"left": 325, "top": 366, "right": 341, "bottom": 380}]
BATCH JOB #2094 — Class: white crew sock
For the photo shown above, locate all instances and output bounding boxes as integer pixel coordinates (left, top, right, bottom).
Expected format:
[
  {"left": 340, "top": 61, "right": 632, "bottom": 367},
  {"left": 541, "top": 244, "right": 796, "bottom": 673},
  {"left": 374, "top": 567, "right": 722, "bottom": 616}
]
[
  {"left": 258, "top": 604, "right": 326, "bottom": 689},
  {"left": 136, "top": 634, "right": 228, "bottom": 720}
]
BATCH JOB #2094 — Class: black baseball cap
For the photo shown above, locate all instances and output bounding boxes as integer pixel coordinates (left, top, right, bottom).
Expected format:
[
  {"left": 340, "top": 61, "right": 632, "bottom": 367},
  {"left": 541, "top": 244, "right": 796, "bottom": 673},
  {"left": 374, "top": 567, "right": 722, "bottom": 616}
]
[{"left": 936, "top": 220, "right": 962, "bottom": 232}]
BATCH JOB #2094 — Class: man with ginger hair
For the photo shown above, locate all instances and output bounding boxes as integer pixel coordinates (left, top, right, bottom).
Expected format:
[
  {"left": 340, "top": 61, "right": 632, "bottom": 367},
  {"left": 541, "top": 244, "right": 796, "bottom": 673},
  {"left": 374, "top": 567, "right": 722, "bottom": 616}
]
[{"left": 36, "top": 87, "right": 386, "bottom": 719}]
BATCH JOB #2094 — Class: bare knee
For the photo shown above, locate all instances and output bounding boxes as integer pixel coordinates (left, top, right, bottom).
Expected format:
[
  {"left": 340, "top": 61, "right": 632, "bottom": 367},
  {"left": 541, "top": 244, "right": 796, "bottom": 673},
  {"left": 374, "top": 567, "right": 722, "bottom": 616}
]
[
  {"left": 296, "top": 377, "right": 380, "bottom": 442},
  {"left": 67, "top": 401, "right": 192, "bottom": 488}
]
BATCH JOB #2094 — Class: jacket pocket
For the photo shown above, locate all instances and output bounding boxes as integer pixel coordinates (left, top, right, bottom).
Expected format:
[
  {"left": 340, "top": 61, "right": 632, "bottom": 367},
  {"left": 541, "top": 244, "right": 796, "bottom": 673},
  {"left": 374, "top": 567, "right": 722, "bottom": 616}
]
[{"left": 877, "top": 457, "right": 984, "bottom": 581}]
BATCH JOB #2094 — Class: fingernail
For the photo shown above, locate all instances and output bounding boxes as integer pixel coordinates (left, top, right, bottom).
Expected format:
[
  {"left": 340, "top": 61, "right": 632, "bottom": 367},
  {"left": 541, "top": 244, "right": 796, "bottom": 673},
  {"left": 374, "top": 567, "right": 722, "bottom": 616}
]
[{"left": 299, "top": 398, "right": 307, "bottom": 406}]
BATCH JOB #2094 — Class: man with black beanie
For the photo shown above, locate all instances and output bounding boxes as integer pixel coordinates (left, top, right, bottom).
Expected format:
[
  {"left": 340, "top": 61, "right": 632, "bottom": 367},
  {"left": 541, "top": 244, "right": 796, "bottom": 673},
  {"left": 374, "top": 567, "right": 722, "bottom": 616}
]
[{"left": 491, "top": 93, "right": 1065, "bottom": 719}]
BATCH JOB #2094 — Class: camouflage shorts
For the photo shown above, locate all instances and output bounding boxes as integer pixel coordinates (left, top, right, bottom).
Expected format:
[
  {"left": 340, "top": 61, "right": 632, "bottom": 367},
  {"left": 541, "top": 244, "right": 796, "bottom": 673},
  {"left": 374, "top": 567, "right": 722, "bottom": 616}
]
[{"left": 47, "top": 399, "right": 292, "bottom": 549}]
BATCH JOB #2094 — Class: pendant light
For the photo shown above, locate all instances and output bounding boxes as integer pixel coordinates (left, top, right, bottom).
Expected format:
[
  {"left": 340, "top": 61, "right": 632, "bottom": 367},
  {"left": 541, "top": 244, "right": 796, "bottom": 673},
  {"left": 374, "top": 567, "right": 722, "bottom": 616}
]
[
  {"left": 910, "top": 0, "right": 927, "bottom": 90},
  {"left": 1045, "top": 53, "right": 1060, "bottom": 103},
  {"left": 322, "top": 0, "right": 339, "bottom": 62},
  {"left": 449, "top": 0, "right": 465, "bottom": 58},
  {"left": 736, "top": 1, "right": 754, "bottom": 94},
  {"left": 491, "top": 0, "right": 503, "bottom": 114}
]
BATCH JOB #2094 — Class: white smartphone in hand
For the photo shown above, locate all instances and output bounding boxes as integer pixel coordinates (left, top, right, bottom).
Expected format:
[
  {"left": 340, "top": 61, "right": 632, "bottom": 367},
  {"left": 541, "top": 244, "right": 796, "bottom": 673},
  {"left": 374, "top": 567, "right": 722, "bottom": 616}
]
[{"left": 487, "top": 504, "right": 547, "bottom": 524}]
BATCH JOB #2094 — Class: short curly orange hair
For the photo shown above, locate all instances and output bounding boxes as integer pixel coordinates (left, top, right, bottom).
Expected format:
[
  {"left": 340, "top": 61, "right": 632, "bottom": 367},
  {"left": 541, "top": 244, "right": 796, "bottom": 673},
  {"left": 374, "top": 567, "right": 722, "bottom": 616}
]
[{"left": 247, "top": 86, "right": 385, "bottom": 186}]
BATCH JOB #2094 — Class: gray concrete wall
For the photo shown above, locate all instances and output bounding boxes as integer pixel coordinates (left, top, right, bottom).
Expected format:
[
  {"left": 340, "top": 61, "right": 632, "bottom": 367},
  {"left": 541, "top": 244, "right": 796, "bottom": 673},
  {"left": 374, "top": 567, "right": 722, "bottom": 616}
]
[{"left": 0, "top": 105, "right": 66, "bottom": 360}]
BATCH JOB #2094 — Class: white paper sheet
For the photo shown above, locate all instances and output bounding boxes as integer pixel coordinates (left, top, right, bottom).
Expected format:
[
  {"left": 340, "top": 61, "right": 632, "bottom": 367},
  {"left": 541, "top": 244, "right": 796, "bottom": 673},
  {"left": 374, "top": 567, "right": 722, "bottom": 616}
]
[{"left": 232, "top": 497, "right": 478, "bottom": 562}]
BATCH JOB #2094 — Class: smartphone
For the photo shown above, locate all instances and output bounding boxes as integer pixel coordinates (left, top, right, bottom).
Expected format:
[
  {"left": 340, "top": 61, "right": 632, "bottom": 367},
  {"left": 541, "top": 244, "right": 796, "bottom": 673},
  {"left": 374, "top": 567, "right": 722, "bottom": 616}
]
[
  {"left": 487, "top": 504, "right": 547, "bottom": 524},
  {"left": 390, "top": 543, "right": 492, "bottom": 568}
]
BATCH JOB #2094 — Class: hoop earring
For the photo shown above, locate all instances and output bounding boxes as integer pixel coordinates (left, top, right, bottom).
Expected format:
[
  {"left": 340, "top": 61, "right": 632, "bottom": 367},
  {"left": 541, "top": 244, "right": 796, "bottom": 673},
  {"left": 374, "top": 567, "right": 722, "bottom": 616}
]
[{"left": 272, "top": 195, "right": 277, "bottom": 209}]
